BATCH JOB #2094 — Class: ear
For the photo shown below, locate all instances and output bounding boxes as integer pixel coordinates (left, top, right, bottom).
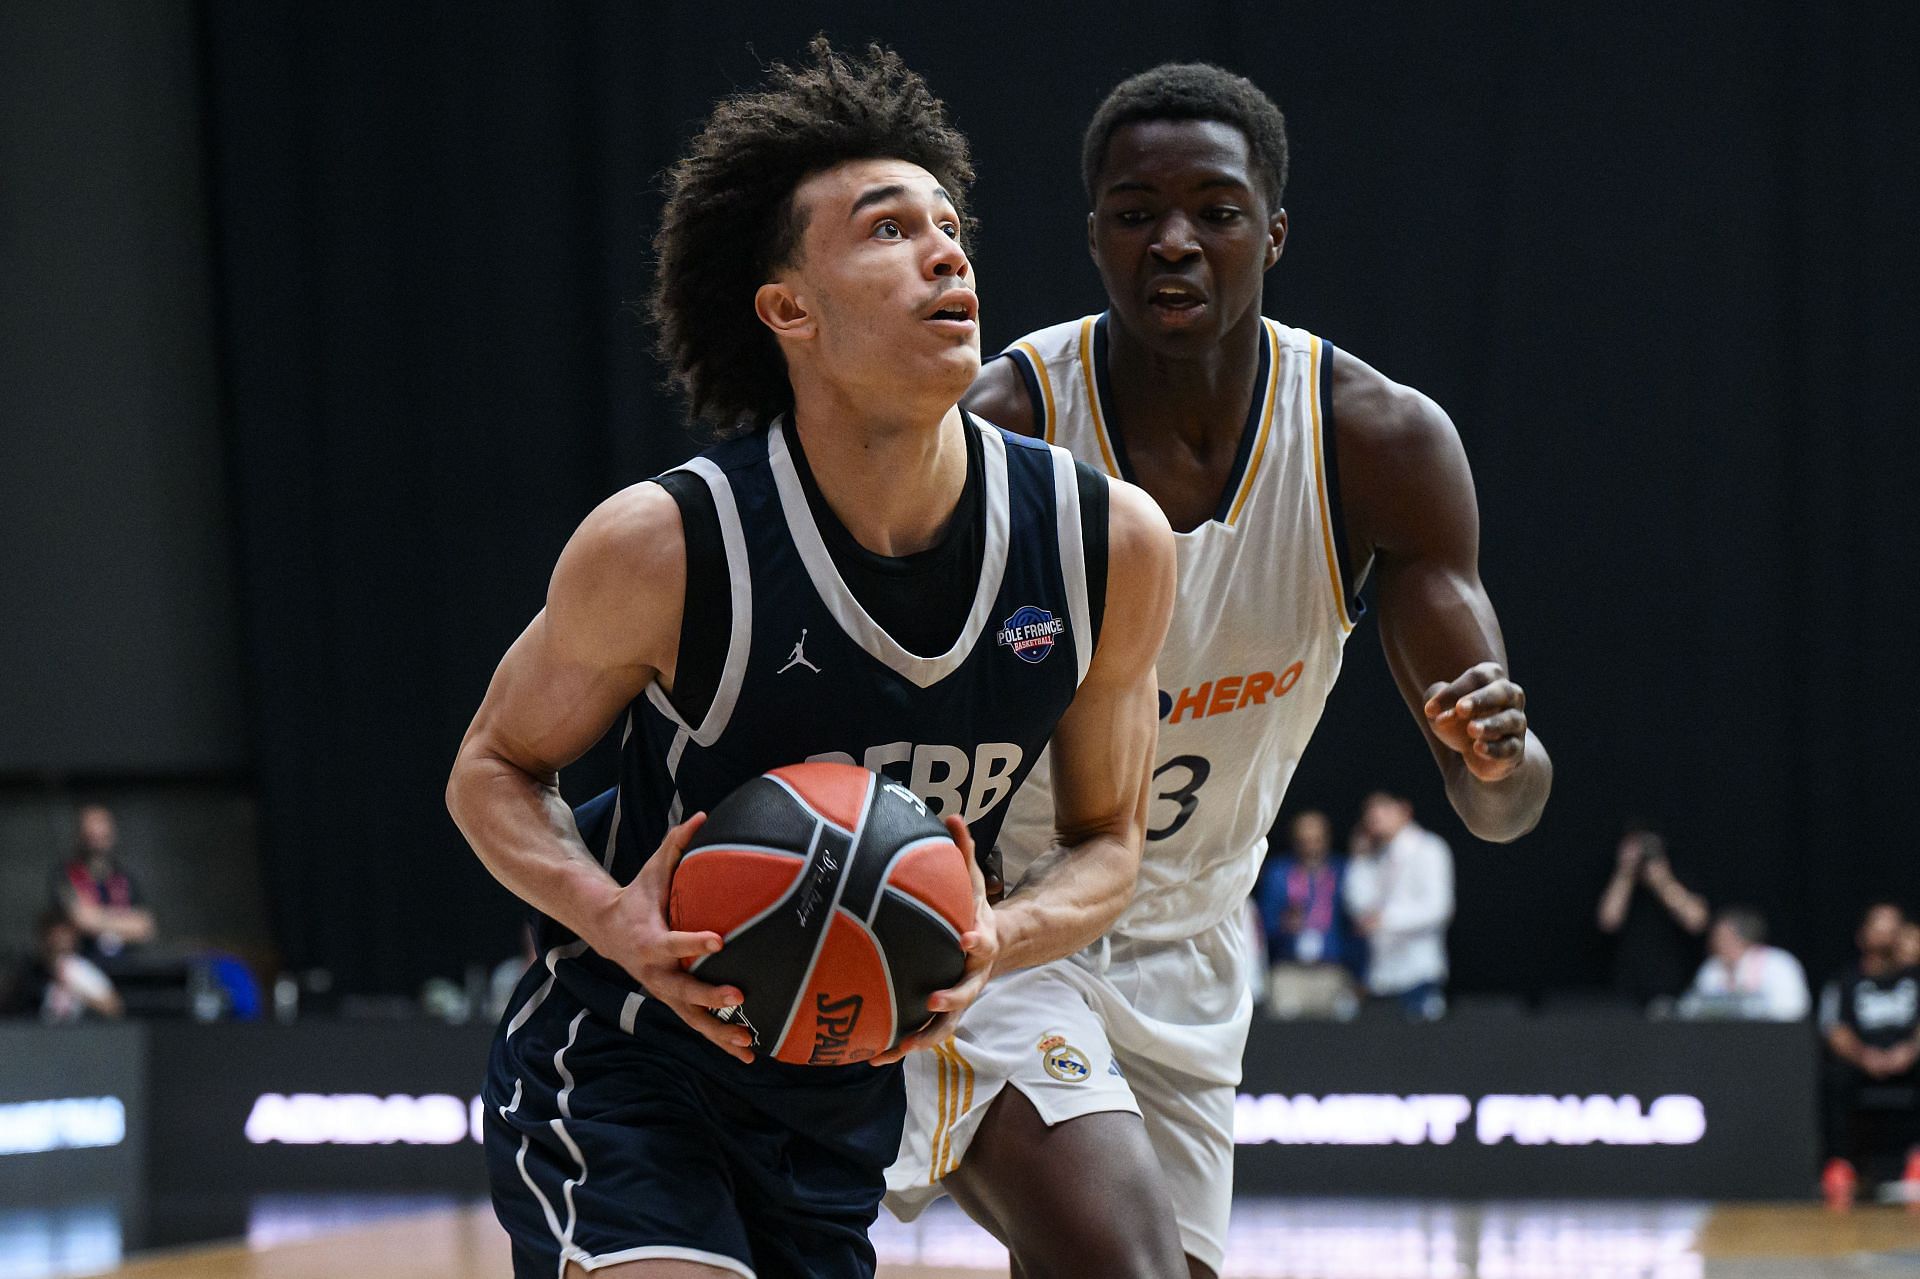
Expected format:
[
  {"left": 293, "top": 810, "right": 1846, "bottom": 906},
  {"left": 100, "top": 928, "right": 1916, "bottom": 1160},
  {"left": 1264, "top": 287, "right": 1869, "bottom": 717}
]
[
  {"left": 1265, "top": 209, "right": 1288, "bottom": 271},
  {"left": 1086, "top": 211, "right": 1097, "bottom": 261},
  {"left": 754, "top": 280, "right": 815, "bottom": 342}
]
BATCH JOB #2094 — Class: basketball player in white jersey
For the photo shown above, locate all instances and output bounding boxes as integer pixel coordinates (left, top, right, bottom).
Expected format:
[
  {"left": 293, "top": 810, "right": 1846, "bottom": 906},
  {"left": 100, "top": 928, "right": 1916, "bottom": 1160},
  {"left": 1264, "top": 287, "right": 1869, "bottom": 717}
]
[{"left": 886, "top": 64, "right": 1552, "bottom": 1279}]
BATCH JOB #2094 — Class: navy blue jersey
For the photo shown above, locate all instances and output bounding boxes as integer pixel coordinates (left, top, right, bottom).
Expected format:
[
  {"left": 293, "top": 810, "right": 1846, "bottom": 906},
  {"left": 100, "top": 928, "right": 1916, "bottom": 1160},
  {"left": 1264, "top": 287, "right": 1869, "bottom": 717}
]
[{"left": 540, "top": 414, "right": 1100, "bottom": 1038}]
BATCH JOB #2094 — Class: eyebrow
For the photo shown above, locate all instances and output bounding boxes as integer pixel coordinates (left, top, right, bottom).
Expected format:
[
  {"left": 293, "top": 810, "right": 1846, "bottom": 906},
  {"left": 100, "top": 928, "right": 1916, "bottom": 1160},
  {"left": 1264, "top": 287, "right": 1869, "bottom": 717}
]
[
  {"left": 1104, "top": 175, "right": 1251, "bottom": 197},
  {"left": 848, "top": 182, "right": 957, "bottom": 220}
]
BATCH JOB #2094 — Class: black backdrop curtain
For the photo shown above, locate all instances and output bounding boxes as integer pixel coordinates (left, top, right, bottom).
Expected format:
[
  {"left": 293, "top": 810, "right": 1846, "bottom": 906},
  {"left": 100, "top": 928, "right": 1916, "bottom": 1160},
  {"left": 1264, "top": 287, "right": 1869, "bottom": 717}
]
[{"left": 200, "top": 3, "right": 1920, "bottom": 996}]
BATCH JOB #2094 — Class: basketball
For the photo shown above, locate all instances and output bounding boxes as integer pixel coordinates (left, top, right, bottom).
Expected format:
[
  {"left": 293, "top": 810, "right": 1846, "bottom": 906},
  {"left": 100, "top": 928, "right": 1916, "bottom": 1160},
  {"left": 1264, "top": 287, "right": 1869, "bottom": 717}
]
[{"left": 669, "top": 762, "right": 976, "bottom": 1065}]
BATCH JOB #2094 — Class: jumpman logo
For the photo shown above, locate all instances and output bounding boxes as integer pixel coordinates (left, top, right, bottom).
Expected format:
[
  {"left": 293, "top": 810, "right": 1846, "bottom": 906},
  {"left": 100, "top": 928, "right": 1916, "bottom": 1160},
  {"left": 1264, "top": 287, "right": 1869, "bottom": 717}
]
[{"left": 779, "top": 628, "right": 821, "bottom": 675}]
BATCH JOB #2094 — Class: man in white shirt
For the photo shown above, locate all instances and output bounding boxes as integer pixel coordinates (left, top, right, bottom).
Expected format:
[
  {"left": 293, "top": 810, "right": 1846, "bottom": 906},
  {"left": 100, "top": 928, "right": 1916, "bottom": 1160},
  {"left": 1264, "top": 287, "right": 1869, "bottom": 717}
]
[
  {"left": 1345, "top": 792, "right": 1454, "bottom": 1020},
  {"left": 1679, "top": 905, "right": 1810, "bottom": 1022}
]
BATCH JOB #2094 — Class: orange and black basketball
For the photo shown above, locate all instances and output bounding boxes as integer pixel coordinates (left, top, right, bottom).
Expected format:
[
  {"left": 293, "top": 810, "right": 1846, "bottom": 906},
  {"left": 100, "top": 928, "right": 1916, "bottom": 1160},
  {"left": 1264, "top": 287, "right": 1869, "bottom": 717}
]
[{"left": 669, "top": 762, "right": 975, "bottom": 1065}]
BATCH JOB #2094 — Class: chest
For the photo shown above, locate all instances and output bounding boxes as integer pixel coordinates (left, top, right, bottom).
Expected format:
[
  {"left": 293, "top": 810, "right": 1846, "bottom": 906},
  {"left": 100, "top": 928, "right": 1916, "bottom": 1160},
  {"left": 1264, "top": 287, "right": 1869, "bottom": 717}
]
[
  {"left": 1854, "top": 978, "right": 1919, "bottom": 1030},
  {"left": 1125, "top": 433, "right": 1247, "bottom": 534}
]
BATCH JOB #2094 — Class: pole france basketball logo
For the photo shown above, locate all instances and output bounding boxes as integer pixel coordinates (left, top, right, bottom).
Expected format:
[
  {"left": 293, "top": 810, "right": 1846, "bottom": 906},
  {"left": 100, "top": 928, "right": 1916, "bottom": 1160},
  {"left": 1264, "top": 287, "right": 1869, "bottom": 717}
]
[{"left": 997, "top": 605, "right": 1064, "bottom": 665}]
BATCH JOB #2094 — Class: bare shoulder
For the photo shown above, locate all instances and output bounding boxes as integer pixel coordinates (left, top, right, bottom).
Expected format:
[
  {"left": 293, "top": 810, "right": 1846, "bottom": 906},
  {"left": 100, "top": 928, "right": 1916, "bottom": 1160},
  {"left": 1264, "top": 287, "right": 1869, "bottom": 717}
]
[
  {"left": 962, "top": 354, "right": 1038, "bottom": 438},
  {"left": 546, "top": 480, "right": 686, "bottom": 670},
  {"left": 1105, "top": 474, "right": 1175, "bottom": 565},
  {"left": 1330, "top": 346, "right": 1463, "bottom": 468},
  {"left": 1330, "top": 346, "right": 1475, "bottom": 557}
]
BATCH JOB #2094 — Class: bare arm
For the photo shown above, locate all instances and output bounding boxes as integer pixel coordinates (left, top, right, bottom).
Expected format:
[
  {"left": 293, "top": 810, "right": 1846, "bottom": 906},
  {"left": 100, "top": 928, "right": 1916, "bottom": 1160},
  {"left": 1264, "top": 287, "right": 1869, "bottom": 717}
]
[
  {"left": 1642, "top": 858, "right": 1710, "bottom": 934},
  {"left": 997, "top": 480, "right": 1176, "bottom": 968},
  {"left": 1336, "top": 354, "right": 1553, "bottom": 843},
  {"left": 63, "top": 894, "right": 157, "bottom": 946},
  {"left": 1596, "top": 867, "right": 1635, "bottom": 933},
  {"left": 962, "top": 353, "right": 1040, "bottom": 437},
  {"left": 1826, "top": 1021, "right": 1869, "bottom": 1068},
  {"left": 446, "top": 482, "right": 752, "bottom": 1061}
]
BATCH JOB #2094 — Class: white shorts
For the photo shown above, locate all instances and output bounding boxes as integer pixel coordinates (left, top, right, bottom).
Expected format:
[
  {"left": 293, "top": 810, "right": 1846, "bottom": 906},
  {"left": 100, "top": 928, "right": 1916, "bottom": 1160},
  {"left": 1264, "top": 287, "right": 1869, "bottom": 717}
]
[{"left": 884, "top": 913, "right": 1253, "bottom": 1273}]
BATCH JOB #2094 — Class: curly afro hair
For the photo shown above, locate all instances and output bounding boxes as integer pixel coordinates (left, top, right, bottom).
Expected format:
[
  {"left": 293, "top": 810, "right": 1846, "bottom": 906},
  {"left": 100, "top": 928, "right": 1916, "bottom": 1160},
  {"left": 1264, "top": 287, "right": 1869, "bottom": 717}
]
[
  {"left": 1081, "top": 63, "right": 1289, "bottom": 210},
  {"left": 650, "top": 37, "right": 976, "bottom": 437}
]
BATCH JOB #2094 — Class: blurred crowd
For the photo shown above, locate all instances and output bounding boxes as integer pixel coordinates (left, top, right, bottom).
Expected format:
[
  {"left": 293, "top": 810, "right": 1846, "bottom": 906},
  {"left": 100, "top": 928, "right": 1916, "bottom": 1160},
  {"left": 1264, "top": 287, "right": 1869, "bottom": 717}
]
[
  {"left": 0, "top": 802, "right": 258, "bottom": 1023},
  {"left": 1247, "top": 801, "right": 1920, "bottom": 1202}
]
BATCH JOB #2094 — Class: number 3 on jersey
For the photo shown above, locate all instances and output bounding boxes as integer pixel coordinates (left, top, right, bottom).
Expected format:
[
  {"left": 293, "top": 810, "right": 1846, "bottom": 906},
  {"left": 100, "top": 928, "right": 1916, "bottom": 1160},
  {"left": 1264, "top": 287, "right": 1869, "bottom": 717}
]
[{"left": 1147, "top": 754, "right": 1211, "bottom": 841}]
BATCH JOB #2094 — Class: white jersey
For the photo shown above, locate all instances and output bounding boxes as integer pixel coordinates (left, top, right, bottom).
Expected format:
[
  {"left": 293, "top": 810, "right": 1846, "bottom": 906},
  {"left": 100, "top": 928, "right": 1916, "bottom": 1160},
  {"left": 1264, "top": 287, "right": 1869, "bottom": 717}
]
[{"left": 996, "top": 313, "right": 1356, "bottom": 942}]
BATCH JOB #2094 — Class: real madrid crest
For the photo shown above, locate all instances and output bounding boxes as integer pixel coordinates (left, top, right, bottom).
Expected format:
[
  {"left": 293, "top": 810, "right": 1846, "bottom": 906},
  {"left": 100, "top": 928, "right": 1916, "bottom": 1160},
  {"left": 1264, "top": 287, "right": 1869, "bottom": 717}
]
[{"left": 1036, "top": 1032, "right": 1091, "bottom": 1083}]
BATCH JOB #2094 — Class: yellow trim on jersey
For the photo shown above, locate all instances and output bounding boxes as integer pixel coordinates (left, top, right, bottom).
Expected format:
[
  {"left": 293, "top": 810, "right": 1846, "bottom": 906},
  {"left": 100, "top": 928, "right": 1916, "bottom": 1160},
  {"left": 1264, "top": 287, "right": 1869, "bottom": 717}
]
[
  {"left": 1076, "top": 317, "right": 1122, "bottom": 477},
  {"left": 1307, "top": 334, "right": 1356, "bottom": 633},
  {"left": 944, "top": 1044, "right": 975, "bottom": 1167},
  {"left": 929, "top": 1041, "right": 951, "bottom": 1183},
  {"left": 927, "top": 1039, "right": 972, "bottom": 1181},
  {"left": 1010, "top": 341, "right": 1058, "bottom": 445},
  {"left": 1225, "top": 321, "right": 1284, "bottom": 526}
]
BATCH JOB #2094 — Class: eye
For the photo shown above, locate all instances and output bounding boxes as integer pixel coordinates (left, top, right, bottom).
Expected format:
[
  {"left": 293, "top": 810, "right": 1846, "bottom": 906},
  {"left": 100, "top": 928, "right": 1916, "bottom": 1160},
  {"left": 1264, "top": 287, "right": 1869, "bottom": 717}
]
[
  {"left": 1202, "top": 206, "right": 1244, "bottom": 223},
  {"left": 940, "top": 221, "right": 960, "bottom": 240},
  {"left": 873, "top": 219, "right": 903, "bottom": 240},
  {"left": 1114, "top": 209, "right": 1152, "bottom": 226}
]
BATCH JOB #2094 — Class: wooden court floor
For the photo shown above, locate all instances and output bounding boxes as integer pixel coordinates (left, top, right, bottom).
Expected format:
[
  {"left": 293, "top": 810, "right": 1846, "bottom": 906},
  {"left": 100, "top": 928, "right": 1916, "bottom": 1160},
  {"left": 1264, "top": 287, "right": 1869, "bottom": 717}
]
[{"left": 64, "top": 1199, "right": 1920, "bottom": 1279}]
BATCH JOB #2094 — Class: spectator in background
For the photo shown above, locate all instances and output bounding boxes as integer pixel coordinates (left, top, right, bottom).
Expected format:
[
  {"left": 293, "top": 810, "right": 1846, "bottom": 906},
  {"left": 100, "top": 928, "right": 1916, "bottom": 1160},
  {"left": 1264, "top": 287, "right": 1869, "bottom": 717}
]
[
  {"left": 51, "top": 803, "right": 156, "bottom": 965},
  {"left": 1255, "top": 811, "right": 1358, "bottom": 1019},
  {"left": 1677, "top": 905, "right": 1810, "bottom": 1021},
  {"left": 0, "top": 910, "right": 123, "bottom": 1022},
  {"left": 1345, "top": 792, "right": 1454, "bottom": 1021},
  {"left": 1817, "top": 902, "right": 1920, "bottom": 1203},
  {"left": 1899, "top": 920, "right": 1920, "bottom": 971},
  {"left": 1596, "top": 830, "right": 1709, "bottom": 1006}
]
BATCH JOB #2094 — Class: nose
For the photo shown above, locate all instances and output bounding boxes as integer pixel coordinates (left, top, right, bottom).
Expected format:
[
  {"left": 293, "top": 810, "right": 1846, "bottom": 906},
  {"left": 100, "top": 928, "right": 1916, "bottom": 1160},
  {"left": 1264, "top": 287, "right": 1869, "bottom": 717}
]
[
  {"left": 1150, "top": 211, "right": 1200, "bottom": 264},
  {"left": 926, "top": 228, "right": 970, "bottom": 280}
]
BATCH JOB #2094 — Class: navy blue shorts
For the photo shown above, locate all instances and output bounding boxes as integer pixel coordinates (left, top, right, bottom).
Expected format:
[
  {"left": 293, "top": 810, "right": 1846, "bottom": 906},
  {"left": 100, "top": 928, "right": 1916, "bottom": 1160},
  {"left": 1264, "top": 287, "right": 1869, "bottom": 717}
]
[{"left": 485, "top": 958, "right": 906, "bottom": 1279}]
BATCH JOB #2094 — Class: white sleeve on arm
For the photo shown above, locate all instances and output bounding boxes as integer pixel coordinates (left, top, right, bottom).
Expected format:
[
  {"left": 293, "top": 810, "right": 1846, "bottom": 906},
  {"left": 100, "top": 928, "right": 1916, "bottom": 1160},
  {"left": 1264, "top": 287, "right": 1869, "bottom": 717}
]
[
  {"left": 56, "top": 955, "right": 114, "bottom": 1003},
  {"left": 1686, "top": 958, "right": 1719, "bottom": 997},
  {"left": 1817, "top": 980, "right": 1841, "bottom": 1033},
  {"left": 1344, "top": 857, "right": 1382, "bottom": 915},
  {"left": 1761, "top": 951, "right": 1811, "bottom": 1021},
  {"left": 1378, "top": 836, "right": 1454, "bottom": 935}
]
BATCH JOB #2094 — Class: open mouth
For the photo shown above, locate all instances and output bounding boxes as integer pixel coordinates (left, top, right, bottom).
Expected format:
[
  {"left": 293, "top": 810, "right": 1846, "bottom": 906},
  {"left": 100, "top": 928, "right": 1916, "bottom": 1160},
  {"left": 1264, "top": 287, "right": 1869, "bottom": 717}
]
[
  {"left": 1148, "top": 283, "right": 1207, "bottom": 313},
  {"left": 1144, "top": 280, "right": 1205, "bottom": 320},
  {"left": 925, "top": 290, "right": 978, "bottom": 325}
]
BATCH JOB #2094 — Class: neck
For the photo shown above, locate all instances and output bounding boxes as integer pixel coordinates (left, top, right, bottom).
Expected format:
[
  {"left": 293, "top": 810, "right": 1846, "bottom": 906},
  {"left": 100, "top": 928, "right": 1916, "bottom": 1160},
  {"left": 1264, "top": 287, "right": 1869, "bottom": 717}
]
[
  {"left": 1105, "top": 305, "right": 1266, "bottom": 451},
  {"left": 789, "top": 383, "right": 969, "bottom": 557},
  {"left": 1863, "top": 950, "right": 1894, "bottom": 977}
]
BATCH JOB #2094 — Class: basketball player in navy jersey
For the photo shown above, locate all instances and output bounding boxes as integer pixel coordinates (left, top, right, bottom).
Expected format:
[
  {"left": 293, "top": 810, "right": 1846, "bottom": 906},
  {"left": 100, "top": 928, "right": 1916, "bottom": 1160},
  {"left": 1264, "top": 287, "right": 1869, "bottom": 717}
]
[
  {"left": 446, "top": 42, "right": 1175, "bottom": 1279},
  {"left": 887, "top": 66, "right": 1552, "bottom": 1279}
]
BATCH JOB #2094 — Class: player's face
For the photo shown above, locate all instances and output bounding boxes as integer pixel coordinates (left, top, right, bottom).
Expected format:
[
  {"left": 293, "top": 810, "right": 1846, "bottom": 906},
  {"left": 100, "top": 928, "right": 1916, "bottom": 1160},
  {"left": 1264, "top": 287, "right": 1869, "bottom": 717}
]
[
  {"left": 773, "top": 158, "right": 979, "bottom": 407},
  {"left": 1089, "top": 119, "right": 1284, "bottom": 353}
]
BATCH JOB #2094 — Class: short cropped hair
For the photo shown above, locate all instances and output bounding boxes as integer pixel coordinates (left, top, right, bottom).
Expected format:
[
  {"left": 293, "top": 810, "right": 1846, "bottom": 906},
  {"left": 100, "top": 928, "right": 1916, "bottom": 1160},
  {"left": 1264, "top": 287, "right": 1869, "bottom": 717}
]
[
  {"left": 650, "top": 37, "right": 976, "bottom": 436},
  {"left": 1715, "top": 906, "right": 1768, "bottom": 946},
  {"left": 1082, "top": 63, "right": 1289, "bottom": 209}
]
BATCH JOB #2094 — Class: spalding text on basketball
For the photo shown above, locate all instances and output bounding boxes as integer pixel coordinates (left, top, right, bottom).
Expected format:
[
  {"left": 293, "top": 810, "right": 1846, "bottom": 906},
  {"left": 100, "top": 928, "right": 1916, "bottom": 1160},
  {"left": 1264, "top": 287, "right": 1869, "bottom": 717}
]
[{"left": 809, "top": 992, "right": 866, "bottom": 1065}]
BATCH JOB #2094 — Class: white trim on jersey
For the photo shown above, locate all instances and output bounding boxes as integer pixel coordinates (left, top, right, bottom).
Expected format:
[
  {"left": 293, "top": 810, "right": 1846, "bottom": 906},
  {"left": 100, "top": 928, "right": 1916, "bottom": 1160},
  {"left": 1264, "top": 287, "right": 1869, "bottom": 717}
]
[
  {"left": 766, "top": 419, "right": 1011, "bottom": 690},
  {"left": 570, "top": 1245, "right": 754, "bottom": 1278},
  {"left": 641, "top": 456, "right": 754, "bottom": 746},
  {"left": 1048, "top": 446, "right": 1094, "bottom": 687},
  {"left": 506, "top": 940, "right": 589, "bottom": 1040}
]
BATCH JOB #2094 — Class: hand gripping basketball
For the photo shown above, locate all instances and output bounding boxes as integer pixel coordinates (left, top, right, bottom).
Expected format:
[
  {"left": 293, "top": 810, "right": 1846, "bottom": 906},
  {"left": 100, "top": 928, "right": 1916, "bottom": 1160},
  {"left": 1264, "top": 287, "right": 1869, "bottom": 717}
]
[
  {"left": 597, "top": 812, "right": 757, "bottom": 1064},
  {"left": 868, "top": 814, "right": 997, "bottom": 1067}
]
